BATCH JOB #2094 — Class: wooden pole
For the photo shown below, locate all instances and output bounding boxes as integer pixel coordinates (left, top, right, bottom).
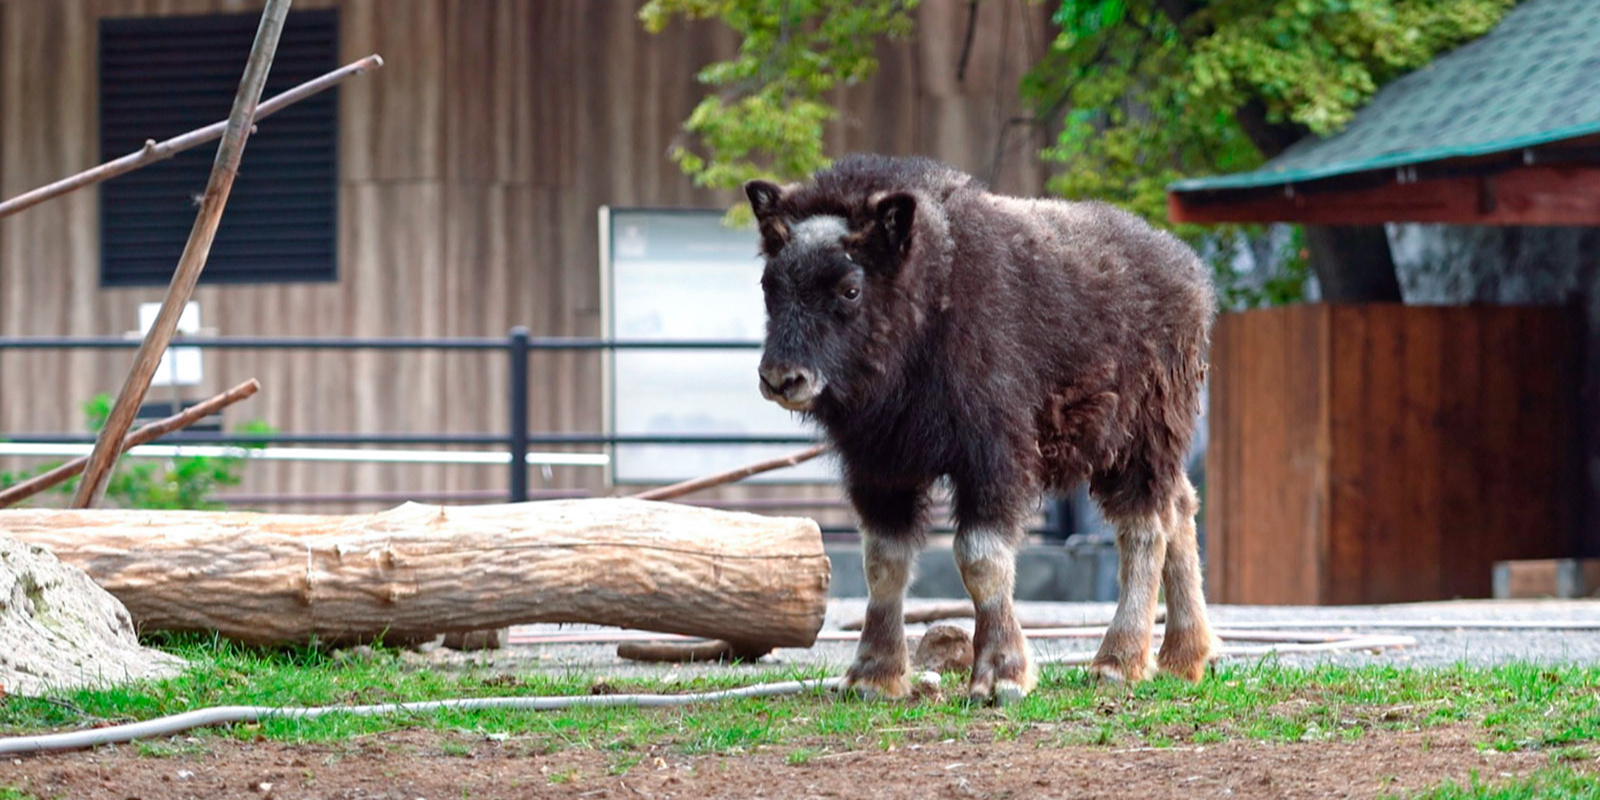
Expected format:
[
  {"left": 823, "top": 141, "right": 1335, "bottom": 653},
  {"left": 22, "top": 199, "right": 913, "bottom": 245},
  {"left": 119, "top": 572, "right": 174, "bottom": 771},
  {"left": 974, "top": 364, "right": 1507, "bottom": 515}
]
[
  {"left": 0, "top": 380, "right": 261, "bottom": 509},
  {"left": 73, "top": 0, "right": 293, "bottom": 508},
  {"left": 0, "top": 54, "right": 382, "bottom": 222},
  {"left": 629, "top": 444, "right": 829, "bottom": 502}
]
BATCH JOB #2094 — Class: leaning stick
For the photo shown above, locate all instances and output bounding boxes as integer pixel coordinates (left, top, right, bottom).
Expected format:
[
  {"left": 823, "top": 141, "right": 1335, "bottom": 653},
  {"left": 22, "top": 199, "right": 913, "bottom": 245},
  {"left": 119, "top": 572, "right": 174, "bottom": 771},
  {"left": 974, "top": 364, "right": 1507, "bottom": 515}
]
[
  {"left": 629, "top": 443, "right": 829, "bottom": 502},
  {"left": 0, "top": 379, "right": 261, "bottom": 509},
  {"left": 73, "top": 0, "right": 293, "bottom": 508},
  {"left": 0, "top": 55, "right": 382, "bottom": 222}
]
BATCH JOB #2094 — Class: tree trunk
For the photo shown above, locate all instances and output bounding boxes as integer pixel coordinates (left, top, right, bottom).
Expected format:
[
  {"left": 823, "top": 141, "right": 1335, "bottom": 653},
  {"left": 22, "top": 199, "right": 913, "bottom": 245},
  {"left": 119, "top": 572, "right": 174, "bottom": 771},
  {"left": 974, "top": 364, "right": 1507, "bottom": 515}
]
[
  {"left": 1303, "top": 225, "right": 1404, "bottom": 302},
  {"left": 1232, "top": 100, "right": 1404, "bottom": 303},
  {"left": 0, "top": 499, "right": 831, "bottom": 649}
]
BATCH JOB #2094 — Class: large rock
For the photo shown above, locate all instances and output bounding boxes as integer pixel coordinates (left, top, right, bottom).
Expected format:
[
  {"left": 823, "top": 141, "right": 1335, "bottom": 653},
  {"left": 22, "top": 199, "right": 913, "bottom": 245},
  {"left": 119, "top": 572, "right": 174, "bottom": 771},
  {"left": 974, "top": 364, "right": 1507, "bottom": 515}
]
[{"left": 0, "top": 535, "right": 184, "bottom": 697}]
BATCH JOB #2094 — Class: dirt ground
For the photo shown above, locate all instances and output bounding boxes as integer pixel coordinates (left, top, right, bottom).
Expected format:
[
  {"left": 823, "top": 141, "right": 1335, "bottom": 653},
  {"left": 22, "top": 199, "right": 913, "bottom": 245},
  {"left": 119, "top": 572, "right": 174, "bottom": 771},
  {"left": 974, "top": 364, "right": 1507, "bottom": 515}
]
[{"left": 6, "top": 724, "right": 1573, "bottom": 800}]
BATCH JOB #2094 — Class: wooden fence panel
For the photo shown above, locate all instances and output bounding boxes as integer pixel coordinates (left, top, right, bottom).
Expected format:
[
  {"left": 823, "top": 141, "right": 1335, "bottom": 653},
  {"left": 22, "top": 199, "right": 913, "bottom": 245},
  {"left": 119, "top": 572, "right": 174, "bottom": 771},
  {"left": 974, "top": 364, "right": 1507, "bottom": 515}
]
[{"left": 1208, "top": 303, "right": 1580, "bottom": 604}]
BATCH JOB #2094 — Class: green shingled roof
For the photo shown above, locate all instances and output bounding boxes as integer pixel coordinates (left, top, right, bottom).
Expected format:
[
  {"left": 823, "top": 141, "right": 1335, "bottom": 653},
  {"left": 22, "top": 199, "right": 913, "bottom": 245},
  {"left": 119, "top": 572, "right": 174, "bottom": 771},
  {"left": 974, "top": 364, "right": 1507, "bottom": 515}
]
[{"left": 1169, "top": 0, "right": 1600, "bottom": 193}]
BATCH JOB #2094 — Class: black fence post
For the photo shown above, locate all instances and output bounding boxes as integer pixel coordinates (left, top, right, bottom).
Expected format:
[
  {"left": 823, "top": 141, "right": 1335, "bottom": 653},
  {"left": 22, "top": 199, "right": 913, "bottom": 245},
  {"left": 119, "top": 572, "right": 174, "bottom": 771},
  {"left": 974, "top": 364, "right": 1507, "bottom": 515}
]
[{"left": 508, "top": 326, "right": 530, "bottom": 503}]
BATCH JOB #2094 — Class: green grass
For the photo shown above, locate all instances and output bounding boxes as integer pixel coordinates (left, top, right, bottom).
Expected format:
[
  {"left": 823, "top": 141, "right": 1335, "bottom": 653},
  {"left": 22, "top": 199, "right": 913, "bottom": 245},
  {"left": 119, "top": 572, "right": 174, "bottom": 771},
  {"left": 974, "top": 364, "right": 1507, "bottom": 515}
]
[
  {"left": 2, "top": 634, "right": 1599, "bottom": 760},
  {"left": 1391, "top": 767, "right": 1600, "bottom": 799}
]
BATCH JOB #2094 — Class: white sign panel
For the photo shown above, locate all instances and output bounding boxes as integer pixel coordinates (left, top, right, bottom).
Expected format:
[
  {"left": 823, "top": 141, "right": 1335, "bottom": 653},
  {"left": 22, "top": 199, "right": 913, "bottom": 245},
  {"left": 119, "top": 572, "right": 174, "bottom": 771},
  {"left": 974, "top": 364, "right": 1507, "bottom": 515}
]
[
  {"left": 138, "top": 301, "right": 202, "bottom": 387},
  {"left": 602, "top": 208, "right": 834, "bottom": 485}
]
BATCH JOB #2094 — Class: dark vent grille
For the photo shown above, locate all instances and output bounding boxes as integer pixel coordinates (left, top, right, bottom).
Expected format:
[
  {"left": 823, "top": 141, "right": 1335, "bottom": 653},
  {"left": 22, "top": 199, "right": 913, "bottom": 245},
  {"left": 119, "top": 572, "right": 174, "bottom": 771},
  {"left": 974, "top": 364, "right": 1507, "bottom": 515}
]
[{"left": 99, "top": 10, "right": 338, "bottom": 286}]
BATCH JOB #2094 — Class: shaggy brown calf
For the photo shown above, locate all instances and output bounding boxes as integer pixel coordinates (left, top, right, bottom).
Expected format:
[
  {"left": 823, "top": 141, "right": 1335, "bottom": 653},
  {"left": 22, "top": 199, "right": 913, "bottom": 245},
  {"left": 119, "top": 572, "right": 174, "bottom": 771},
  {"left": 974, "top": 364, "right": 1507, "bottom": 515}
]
[{"left": 747, "top": 154, "right": 1216, "bottom": 704}]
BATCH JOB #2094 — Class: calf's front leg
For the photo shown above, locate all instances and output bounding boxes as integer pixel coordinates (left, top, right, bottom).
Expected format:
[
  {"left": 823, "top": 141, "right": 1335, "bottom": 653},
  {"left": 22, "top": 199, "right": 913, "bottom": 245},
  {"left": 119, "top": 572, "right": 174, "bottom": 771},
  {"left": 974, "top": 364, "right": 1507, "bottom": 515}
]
[
  {"left": 954, "top": 528, "right": 1036, "bottom": 704},
  {"left": 840, "top": 483, "right": 928, "bottom": 700},
  {"left": 841, "top": 532, "right": 919, "bottom": 699}
]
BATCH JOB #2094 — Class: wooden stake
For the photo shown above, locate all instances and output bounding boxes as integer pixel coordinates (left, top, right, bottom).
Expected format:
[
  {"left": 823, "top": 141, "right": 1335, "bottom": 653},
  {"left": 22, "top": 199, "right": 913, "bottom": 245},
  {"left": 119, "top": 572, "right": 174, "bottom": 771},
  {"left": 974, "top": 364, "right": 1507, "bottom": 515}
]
[
  {"left": 0, "top": 54, "right": 382, "bottom": 222},
  {"left": 629, "top": 444, "right": 829, "bottom": 502},
  {"left": 0, "top": 380, "right": 261, "bottom": 509},
  {"left": 73, "top": 0, "right": 293, "bottom": 508}
]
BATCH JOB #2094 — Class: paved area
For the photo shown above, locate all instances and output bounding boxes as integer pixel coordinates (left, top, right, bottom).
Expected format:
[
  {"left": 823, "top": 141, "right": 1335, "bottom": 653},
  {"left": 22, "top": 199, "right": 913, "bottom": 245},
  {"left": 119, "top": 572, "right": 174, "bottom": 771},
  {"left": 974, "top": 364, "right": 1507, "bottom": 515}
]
[{"left": 411, "top": 599, "right": 1600, "bottom": 679}]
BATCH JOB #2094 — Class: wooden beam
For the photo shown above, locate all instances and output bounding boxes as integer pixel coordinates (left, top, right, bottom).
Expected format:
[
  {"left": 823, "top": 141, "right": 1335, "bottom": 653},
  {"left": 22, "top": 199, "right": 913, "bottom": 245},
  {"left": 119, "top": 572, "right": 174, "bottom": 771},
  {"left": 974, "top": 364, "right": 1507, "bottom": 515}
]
[
  {"left": 73, "top": 0, "right": 293, "bottom": 508},
  {"left": 1168, "top": 165, "right": 1600, "bottom": 226}
]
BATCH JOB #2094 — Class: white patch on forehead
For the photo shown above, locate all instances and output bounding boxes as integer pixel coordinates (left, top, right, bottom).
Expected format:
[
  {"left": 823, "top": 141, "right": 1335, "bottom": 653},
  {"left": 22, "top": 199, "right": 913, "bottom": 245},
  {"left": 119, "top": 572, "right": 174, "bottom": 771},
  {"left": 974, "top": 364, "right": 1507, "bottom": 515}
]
[{"left": 790, "top": 215, "right": 848, "bottom": 250}]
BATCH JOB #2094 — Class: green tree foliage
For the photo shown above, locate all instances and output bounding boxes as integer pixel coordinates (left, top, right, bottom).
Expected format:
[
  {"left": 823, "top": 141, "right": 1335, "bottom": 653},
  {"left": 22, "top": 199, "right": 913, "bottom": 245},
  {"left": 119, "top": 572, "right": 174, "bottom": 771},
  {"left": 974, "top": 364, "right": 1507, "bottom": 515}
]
[
  {"left": 642, "top": 0, "right": 1517, "bottom": 305},
  {"left": 0, "top": 394, "right": 274, "bottom": 510},
  {"left": 637, "top": 0, "right": 918, "bottom": 195},
  {"left": 1029, "top": 0, "right": 1515, "bottom": 233}
]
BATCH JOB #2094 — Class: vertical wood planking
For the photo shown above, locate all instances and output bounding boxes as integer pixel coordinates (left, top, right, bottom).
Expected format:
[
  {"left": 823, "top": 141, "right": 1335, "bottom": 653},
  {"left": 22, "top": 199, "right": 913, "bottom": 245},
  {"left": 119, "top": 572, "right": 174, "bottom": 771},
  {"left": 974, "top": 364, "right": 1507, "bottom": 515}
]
[
  {"left": 1289, "top": 303, "right": 1329, "bottom": 605},
  {"left": 339, "top": 0, "right": 444, "bottom": 182},
  {"left": 1210, "top": 303, "right": 1580, "bottom": 604},
  {"left": 1355, "top": 305, "right": 1410, "bottom": 602},
  {"left": 1324, "top": 305, "right": 1369, "bottom": 604},
  {"left": 1207, "top": 306, "right": 1326, "bottom": 605},
  {"left": 1203, "top": 313, "right": 1232, "bottom": 602},
  {"left": 1242, "top": 307, "right": 1285, "bottom": 604},
  {"left": 1436, "top": 307, "right": 1487, "bottom": 598},
  {"left": 1400, "top": 305, "right": 1446, "bottom": 600},
  {"left": 1476, "top": 308, "right": 1519, "bottom": 592}
]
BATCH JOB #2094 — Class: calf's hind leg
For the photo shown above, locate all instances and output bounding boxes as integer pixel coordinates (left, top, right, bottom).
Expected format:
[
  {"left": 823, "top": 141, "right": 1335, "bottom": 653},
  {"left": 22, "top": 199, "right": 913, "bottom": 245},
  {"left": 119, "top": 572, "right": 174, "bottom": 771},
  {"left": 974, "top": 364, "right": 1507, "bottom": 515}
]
[
  {"left": 1156, "top": 476, "right": 1216, "bottom": 681},
  {"left": 1091, "top": 507, "right": 1167, "bottom": 683},
  {"left": 954, "top": 527, "right": 1036, "bottom": 704},
  {"left": 1092, "top": 476, "right": 1215, "bottom": 683},
  {"left": 840, "top": 483, "right": 928, "bottom": 700}
]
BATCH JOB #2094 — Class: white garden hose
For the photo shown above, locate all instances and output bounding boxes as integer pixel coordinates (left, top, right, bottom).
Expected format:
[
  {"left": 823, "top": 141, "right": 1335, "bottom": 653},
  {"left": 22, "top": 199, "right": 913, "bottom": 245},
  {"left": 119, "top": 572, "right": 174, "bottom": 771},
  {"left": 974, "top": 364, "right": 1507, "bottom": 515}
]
[
  {"left": 0, "top": 677, "right": 844, "bottom": 756},
  {"left": 0, "top": 631, "right": 1423, "bottom": 756}
]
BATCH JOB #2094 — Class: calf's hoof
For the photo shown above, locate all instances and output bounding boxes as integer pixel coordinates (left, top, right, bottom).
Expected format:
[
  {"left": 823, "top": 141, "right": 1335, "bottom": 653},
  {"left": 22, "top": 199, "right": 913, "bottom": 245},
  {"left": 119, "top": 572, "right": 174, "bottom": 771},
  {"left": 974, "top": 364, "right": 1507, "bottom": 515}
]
[
  {"left": 839, "top": 655, "right": 911, "bottom": 700},
  {"left": 1156, "top": 628, "right": 1218, "bottom": 683},
  {"left": 1090, "top": 638, "right": 1157, "bottom": 685},
  {"left": 966, "top": 646, "right": 1036, "bottom": 706}
]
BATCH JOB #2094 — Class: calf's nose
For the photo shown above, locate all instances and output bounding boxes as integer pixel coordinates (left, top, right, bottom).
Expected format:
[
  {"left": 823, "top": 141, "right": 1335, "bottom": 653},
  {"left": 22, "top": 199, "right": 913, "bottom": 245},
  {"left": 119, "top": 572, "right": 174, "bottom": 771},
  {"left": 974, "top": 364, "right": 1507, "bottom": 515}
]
[{"left": 759, "top": 364, "right": 813, "bottom": 396}]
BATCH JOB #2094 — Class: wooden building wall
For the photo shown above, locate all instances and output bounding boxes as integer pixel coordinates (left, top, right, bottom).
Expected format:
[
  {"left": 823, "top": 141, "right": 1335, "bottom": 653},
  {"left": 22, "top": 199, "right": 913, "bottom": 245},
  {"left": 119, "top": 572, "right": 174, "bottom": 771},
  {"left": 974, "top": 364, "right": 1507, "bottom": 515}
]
[
  {"left": 0, "top": 0, "right": 1051, "bottom": 511},
  {"left": 1205, "top": 303, "right": 1583, "bottom": 604}
]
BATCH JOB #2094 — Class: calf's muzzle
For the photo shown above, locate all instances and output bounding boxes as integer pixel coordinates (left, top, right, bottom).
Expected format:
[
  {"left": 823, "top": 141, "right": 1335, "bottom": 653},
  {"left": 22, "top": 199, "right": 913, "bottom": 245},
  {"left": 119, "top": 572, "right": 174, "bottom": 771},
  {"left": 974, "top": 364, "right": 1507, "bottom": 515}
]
[{"left": 758, "top": 362, "right": 824, "bottom": 411}]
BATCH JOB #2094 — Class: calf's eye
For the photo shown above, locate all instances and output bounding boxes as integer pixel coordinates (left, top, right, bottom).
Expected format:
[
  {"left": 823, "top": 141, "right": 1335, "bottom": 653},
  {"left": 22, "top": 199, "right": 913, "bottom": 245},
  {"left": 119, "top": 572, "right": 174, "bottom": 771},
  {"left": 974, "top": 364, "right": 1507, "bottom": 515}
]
[{"left": 842, "top": 286, "right": 861, "bottom": 301}]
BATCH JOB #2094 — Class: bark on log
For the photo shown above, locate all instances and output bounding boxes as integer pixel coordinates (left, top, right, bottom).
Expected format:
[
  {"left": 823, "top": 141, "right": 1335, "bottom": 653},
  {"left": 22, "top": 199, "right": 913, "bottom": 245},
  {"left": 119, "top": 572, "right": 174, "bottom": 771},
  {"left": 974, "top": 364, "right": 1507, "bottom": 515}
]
[{"left": 0, "top": 499, "right": 830, "bottom": 649}]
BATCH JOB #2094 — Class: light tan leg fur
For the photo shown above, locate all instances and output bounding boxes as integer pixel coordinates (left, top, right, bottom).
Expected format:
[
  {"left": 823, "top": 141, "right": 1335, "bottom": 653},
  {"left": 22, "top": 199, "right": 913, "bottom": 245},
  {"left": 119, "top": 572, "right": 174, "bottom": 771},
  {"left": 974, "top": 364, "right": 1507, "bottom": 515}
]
[
  {"left": 954, "top": 529, "right": 1036, "bottom": 705},
  {"left": 1157, "top": 477, "right": 1216, "bottom": 681},
  {"left": 1092, "top": 511, "right": 1167, "bottom": 683},
  {"left": 840, "top": 532, "right": 917, "bottom": 699}
]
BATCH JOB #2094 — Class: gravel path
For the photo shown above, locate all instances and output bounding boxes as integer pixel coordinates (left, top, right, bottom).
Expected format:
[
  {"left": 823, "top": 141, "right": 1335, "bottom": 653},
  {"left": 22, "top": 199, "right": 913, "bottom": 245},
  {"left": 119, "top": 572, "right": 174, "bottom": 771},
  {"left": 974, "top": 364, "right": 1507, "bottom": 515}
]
[{"left": 403, "top": 598, "right": 1600, "bottom": 679}]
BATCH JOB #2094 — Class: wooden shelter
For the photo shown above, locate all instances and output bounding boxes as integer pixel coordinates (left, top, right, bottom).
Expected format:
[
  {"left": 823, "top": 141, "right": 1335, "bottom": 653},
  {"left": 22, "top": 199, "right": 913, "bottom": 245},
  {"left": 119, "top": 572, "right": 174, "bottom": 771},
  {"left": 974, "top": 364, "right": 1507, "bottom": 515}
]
[{"left": 1169, "top": 0, "right": 1600, "bottom": 604}]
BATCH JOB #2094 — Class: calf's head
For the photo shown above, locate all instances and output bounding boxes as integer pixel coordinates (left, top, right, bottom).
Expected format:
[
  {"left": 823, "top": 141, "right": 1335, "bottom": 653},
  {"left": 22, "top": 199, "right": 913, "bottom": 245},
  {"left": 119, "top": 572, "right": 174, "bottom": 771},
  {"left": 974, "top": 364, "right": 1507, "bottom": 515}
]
[{"left": 744, "top": 179, "right": 917, "bottom": 414}]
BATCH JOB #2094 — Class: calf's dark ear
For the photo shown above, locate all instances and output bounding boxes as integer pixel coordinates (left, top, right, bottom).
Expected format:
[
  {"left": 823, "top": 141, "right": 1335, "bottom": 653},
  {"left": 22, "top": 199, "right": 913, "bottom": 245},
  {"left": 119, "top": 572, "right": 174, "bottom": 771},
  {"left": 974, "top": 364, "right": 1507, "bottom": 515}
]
[
  {"left": 875, "top": 192, "right": 916, "bottom": 255},
  {"left": 744, "top": 180, "right": 783, "bottom": 219}
]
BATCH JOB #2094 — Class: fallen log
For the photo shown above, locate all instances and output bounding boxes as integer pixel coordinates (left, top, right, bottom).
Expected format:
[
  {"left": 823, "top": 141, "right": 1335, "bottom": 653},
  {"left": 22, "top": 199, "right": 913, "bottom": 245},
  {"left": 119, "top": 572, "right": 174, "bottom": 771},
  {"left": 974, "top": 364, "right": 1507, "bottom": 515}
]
[{"left": 0, "top": 499, "right": 830, "bottom": 649}]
